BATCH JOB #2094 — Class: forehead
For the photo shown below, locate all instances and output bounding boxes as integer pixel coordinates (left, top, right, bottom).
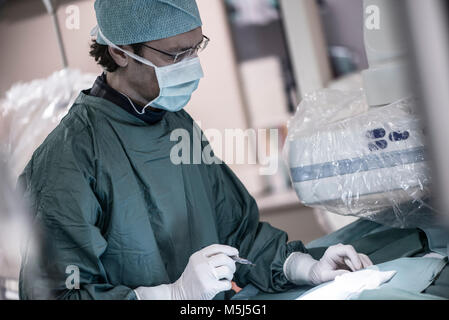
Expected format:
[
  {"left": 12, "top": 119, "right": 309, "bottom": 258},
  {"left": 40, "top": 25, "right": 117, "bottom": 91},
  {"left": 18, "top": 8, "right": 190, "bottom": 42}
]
[{"left": 145, "top": 27, "right": 203, "bottom": 51}]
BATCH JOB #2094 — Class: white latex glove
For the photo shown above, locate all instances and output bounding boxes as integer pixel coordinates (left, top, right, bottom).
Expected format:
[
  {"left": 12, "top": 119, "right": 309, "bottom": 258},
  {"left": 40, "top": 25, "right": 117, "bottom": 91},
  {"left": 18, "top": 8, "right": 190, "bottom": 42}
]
[
  {"left": 135, "top": 244, "right": 238, "bottom": 300},
  {"left": 284, "top": 244, "right": 373, "bottom": 286}
]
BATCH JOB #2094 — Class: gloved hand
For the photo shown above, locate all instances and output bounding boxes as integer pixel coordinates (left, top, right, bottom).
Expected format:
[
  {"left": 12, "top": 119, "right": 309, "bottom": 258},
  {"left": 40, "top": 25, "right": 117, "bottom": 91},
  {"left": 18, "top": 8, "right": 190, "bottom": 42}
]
[
  {"left": 135, "top": 244, "right": 238, "bottom": 300},
  {"left": 283, "top": 244, "right": 373, "bottom": 286}
]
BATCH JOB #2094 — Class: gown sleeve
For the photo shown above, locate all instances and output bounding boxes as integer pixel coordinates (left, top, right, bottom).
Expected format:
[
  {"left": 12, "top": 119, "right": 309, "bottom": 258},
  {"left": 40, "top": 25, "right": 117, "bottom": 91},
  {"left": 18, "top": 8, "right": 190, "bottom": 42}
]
[
  {"left": 17, "top": 117, "right": 137, "bottom": 300},
  {"left": 210, "top": 161, "right": 309, "bottom": 293}
]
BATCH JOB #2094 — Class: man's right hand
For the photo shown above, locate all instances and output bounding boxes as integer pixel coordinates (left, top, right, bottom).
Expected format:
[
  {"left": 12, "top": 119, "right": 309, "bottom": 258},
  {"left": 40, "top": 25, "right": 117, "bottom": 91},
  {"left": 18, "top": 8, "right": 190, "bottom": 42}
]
[
  {"left": 170, "top": 244, "right": 238, "bottom": 300},
  {"left": 135, "top": 244, "right": 239, "bottom": 300}
]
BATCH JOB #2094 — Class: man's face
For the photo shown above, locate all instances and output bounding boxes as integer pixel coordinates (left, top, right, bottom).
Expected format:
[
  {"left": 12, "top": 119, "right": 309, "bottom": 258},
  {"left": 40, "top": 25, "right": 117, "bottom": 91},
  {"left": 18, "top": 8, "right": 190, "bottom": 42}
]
[{"left": 121, "top": 27, "right": 204, "bottom": 106}]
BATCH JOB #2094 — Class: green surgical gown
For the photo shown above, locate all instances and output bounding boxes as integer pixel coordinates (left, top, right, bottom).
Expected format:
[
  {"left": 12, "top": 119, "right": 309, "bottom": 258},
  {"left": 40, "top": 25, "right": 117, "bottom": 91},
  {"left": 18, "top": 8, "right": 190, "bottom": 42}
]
[{"left": 18, "top": 92, "right": 307, "bottom": 300}]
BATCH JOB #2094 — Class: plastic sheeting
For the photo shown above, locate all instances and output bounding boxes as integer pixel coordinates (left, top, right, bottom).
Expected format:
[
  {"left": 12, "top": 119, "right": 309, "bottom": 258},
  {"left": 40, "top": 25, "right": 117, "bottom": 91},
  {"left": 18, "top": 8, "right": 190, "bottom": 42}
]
[
  {"left": 0, "top": 69, "right": 97, "bottom": 180},
  {"left": 284, "top": 88, "right": 439, "bottom": 228}
]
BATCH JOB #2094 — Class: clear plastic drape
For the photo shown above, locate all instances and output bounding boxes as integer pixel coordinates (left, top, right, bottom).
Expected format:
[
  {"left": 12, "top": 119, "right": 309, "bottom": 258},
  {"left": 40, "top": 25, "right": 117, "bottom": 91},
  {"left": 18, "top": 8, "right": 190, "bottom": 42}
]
[{"left": 284, "top": 88, "right": 438, "bottom": 228}]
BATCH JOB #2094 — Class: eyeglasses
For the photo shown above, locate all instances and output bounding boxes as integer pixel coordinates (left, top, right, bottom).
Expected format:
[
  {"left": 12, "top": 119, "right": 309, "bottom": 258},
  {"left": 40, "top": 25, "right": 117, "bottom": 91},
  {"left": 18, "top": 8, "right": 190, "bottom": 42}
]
[{"left": 141, "top": 35, "right": 210, "bottom": 63}]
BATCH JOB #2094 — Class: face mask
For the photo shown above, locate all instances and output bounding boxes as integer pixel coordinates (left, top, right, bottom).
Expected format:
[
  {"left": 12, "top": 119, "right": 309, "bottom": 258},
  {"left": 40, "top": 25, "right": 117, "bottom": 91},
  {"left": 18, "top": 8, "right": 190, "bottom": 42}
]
[{"left": 96, "top": 27, "right": 204, "bottom": 114}]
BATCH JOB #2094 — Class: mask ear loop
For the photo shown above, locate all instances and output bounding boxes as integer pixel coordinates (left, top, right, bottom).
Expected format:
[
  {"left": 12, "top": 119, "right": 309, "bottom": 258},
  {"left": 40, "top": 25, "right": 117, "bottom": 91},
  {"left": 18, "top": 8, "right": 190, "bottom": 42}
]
[
  {"left": 120, "top": 94, "right": 154, "bottom": 116},
  {"left": 94, "top": 26, "right": 159, "bottom": 115}
]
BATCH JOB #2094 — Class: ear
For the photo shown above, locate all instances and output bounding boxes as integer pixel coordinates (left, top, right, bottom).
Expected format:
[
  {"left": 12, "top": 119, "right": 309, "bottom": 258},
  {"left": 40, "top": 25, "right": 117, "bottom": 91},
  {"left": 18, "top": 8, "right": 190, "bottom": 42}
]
[{"left": 108, "top": 46, "right": 129, "bottom": 68}]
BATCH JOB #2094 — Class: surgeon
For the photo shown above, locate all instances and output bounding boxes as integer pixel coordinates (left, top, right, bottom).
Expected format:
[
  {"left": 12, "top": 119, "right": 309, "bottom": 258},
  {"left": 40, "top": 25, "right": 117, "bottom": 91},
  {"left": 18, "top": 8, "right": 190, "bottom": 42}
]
[{"left": 18, "top": 0, "right": 372, "bottom": 300}]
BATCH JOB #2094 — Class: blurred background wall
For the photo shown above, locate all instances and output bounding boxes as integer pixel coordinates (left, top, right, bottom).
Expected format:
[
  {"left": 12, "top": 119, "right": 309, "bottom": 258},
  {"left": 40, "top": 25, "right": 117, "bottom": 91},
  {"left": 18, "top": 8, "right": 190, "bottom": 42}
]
[{"left": 0, "top": 0, "right": 99, "bottom": 93}]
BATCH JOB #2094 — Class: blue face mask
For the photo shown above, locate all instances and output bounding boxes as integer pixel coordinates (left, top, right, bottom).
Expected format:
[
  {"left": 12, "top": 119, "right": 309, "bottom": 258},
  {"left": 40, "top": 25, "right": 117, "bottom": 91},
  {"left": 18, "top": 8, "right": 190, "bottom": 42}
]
[{"left": 96, "top": 27, "right": 204, "bottom": 113}]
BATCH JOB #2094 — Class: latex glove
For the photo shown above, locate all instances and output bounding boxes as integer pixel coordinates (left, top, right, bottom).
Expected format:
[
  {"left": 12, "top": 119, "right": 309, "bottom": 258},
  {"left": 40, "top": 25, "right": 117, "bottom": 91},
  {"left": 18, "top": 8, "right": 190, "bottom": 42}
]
[
  {"left": 284, "top": 244, "right": 373, "bottom": 286},
  {"left": 135, "top": 244, "right": 238, "bottom": 300}
]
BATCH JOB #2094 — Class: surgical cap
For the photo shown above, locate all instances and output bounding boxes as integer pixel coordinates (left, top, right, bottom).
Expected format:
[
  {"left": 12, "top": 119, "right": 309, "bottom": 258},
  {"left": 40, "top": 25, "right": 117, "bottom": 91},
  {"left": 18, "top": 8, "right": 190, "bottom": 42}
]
[{"left": 94, "top": 0, "right": 203, "bottom": 45}]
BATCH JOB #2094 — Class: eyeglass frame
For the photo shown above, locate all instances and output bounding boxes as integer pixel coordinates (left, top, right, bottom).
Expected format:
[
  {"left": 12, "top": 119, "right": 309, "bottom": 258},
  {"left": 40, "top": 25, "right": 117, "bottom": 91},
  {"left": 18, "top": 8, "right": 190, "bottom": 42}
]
[{"left": 140, "top": 35, "right": 210, "bottom": 63}]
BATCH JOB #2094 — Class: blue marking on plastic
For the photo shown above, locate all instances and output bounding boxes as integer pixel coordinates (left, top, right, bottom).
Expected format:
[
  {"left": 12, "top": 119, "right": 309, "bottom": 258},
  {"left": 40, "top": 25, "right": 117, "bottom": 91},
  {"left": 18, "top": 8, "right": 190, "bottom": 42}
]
[
  {"left": 375, "top": 140, "right": 388, "bottom": 149},
  {"left": 368, "top": 143, "right": 379, "bottom": 151},
  {"left": 389, "top": 131, "right": 410, "bottom": 142},
  {"left": 366, "top": 128, "right": 386, "bottom": 139},
  {"left": 291, "top": 147, "right": 427, "bottom": 183}
]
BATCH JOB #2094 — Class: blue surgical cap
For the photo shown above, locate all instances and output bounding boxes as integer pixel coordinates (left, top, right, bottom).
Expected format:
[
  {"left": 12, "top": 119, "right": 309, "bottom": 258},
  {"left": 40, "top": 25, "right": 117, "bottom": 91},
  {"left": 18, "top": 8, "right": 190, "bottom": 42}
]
[{"left": 94, "top": 0, "right": 203, "bottom": 45}]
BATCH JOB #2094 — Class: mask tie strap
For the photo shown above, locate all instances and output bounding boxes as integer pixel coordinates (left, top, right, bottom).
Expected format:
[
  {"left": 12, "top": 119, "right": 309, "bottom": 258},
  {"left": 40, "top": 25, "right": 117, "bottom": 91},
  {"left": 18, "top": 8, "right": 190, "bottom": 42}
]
[{"left": 95, "top": 26, "right": 157, "bottom": 67}]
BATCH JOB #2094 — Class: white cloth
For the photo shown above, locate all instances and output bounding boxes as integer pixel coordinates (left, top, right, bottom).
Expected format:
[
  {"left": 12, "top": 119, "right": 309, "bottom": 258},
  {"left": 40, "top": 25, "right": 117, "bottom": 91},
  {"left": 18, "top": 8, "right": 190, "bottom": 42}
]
[
  {"left": 297, "top": 268, "right": 397, "bottom": 300},
  {"left": 134, "top": 285, "right": 172, "bottom": 300},
  {"left": 422, "top": 252, "right": 446, "bottom": 260}
]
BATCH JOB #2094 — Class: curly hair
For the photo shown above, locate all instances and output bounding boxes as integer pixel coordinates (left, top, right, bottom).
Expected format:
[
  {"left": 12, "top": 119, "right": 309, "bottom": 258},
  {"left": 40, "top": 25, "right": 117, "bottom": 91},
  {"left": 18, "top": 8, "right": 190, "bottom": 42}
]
[{"left": 89, "top": 40, "right": 143, "bottom": 72}]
